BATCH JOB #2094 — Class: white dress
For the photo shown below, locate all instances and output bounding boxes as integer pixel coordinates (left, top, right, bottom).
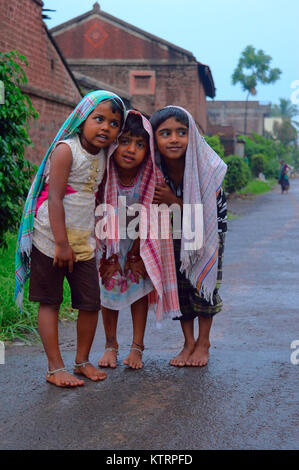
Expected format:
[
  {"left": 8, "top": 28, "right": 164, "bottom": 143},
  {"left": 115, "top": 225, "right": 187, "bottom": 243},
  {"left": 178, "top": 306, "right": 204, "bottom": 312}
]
[
  {"left": 100, "top": 173, "right": 153, "bottom": 310},
  {"left": 32, "top": 134, "right": 106, "bottom": 261}
]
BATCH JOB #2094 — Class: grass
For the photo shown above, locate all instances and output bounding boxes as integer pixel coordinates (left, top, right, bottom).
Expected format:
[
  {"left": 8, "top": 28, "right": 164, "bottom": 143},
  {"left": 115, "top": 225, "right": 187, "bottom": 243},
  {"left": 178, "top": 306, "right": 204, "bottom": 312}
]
[
  {"left": 0, "top": 233, "right": 77, "bottom": 343},
  {"left": 237, "top": 178, "right": 277, "bottom": 195}
]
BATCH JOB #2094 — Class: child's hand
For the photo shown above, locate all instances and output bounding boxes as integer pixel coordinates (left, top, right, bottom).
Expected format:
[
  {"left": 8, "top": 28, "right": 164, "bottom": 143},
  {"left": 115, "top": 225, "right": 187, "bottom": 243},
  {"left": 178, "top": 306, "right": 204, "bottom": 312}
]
[
  {"left": 153, "top": 182, "right": 180, "bottom": 206},
  {"left": 125, "top": 258, "right": 147, "bottom": 284},
  {"left": 53, "top": 243, "right": 77, "bottom": 273},
  {"left": 100, "top": 261, "right": 122, "bottom": 285}
]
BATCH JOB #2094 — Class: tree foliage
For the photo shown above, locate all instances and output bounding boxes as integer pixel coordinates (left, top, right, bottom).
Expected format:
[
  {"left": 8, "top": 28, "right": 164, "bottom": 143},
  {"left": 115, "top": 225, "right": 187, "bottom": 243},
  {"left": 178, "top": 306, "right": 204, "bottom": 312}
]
[
  {"left": 270, "top": 98, "right": 299, "bottom": 147},
  {"left": 223, "top": 155, "right": 251, "bottom": 193},
  {"left": 241, "top": 132, "right": 299, "bottom": 177},
  {"left": 0, "top": 50, "right": 38, "bottom": 247},
  {"left": 232, "top": 45, "right": 281, "bottom": 94},
  {"left": 204, "top": 135, "right": 225, "bottom": 159},
  {"left": 271, "top": 98, "right": 299, "bottom": 122},
  {"left": 232, "top": 45, "right": 281, "bottom": 134}
]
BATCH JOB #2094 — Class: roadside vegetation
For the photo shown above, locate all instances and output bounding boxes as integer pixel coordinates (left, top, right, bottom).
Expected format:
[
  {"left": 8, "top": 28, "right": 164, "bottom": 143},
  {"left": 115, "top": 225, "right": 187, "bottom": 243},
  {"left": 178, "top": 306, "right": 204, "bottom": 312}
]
[
  {"left": 0, "top": 52, "right": 75, "bottom": 341},
  {"left": 0, "top": 232, "right": 76, "bottom": 342}
]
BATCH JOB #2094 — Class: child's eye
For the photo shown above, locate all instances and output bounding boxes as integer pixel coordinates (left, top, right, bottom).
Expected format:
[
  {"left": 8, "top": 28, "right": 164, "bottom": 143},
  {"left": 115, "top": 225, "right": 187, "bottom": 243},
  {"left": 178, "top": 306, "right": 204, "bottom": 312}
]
[
  {"left": 119, "top": 138, "right": 129, "bottom": 145},
  {"left": 159, "top": 131, "right": 170, "bottom": 137},
  {"left": 178, "top": 130, "right": 187, "bottom": 136},
  {"left": 110, "top": 120, "right": 120, "bottom": 128},
  {"left": 137, "top": 142, "right": 146, "bottom": 149},
  {"left": 95, "top": 116, "right": 104, "bottom": 122}
]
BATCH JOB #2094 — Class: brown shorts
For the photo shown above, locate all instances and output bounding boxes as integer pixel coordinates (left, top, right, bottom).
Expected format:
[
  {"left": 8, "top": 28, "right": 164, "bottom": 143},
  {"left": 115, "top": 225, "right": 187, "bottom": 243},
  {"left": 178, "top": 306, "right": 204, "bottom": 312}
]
[{"left": 29, "top": 245, "right": 101, "bottom": 311}]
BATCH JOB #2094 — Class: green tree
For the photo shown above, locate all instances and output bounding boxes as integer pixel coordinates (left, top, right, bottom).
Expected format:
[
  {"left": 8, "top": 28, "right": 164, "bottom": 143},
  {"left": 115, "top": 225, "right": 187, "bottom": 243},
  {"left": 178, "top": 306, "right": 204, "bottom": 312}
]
[
  {"left": 270, "top": 98, "right": 298, "bottom": 147},
  {"left": 204, "top": 135, "right": 225, "bottom": 159},
  {"left": 0, "top": 50, "right": 38, "bottom": 247},
  {"left": 232, "top": 45, "right": 281, "bottom": 134},
  {"left": 271, "top": 98, "right": 299, "bottom": 122},
  {"left": 273, "top": 120, "right": 298, "bottom": 147},
  {"left": 223, "top": 155, "right": 251, "bottom": 193}
]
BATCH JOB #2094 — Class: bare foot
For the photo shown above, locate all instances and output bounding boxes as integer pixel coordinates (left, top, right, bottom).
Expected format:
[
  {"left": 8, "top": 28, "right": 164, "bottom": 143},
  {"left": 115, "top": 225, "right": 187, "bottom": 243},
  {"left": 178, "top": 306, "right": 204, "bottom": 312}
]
[
  {"left": 186, "top": 341, "right": 210, "bottom": 367},
  {"left": 98, "top": 347, "right": 118, "bottom": 368},
  {"left": 169, "top": 342, "right": 195, "bottom": 367},
  {"left": 46, "top": 369, "right": 85, "bottom": 387},
  {"left": 123, "top": 346, "right": 144, "bottom": 369},
  {"left": 74, "top": 362, "right": 107, "bottom": 381}
]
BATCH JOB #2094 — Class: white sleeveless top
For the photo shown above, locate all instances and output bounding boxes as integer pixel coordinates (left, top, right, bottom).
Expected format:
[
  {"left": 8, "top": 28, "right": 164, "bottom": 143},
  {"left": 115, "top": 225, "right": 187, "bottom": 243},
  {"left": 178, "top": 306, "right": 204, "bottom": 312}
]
[{"left": 32, "top": 135, "right": 106, "bottom": 261}]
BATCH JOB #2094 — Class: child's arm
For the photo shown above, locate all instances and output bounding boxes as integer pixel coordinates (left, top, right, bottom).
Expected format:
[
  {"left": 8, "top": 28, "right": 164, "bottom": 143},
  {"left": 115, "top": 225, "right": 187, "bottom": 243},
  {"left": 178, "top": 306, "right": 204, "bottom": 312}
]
[
  {"left": 153, "top": 182, "right": 183, "bottom": 208},
  {"left": 217, "top": 188, "right": 227, "bottom": 235},
  {"left": 48, "top": 143, "right": 77, "bottom": 272}
]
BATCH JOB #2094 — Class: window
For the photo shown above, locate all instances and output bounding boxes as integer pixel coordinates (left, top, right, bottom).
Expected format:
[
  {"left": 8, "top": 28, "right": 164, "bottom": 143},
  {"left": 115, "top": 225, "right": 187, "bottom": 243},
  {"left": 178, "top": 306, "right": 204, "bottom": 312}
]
[{"left": 130, "top": 70, "right": 155, "bottom": 95}]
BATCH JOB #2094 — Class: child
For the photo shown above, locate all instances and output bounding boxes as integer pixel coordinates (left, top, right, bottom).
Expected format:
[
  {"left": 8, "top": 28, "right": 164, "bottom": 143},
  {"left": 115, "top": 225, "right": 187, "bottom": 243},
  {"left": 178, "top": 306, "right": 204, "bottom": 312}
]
[
  {"left": 15, "top": 90, "right": 126, "bottom": 387},
  {"left": 150, "top": 106, "right": 227, "bottom": 367},
  {"left": 96, "top": 110, "right": 180, "bottom": 369}
]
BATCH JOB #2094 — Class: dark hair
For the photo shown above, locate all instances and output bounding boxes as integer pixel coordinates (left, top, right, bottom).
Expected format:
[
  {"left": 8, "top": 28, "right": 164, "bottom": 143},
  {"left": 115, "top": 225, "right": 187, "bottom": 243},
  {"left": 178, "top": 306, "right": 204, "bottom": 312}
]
[
  {"left": 122, "top": 113, "right": 149, "bottom": 144},
  {"left": 150, "top": 106, "right": 189, "bottom": 132},
  {"left": 102, "top": 97, "right": 125, "bottom": 128}
]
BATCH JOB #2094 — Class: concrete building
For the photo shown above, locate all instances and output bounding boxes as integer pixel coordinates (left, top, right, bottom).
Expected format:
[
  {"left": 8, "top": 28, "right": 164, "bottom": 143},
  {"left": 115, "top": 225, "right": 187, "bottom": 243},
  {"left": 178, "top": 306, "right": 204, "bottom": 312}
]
[{"left": 207, "top": 100, "right": 271, "bottom": 136}]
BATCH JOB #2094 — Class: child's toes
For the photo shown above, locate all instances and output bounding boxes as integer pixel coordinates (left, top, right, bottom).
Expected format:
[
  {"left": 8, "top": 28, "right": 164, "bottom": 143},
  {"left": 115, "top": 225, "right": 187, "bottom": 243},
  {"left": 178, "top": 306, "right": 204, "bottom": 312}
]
[
  {"left": 94, "top": 370, "right": 107, "bottom": 381},
  {"left": 74, "top": 363, "right": 107, "bottom": 381}
]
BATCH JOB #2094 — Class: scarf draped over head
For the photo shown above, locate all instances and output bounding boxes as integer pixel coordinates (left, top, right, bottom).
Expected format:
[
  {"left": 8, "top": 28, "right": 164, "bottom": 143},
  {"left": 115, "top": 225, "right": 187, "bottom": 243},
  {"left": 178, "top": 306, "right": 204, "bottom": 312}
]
[
  {"left": 15, "top": 90, "right": 126, "bottom": 309},
  {"left": 155, "top": 106, "right": 227, "bottom": 303},
  {"left": 96, "top": 109, "right": 181, "bottom": 323}
]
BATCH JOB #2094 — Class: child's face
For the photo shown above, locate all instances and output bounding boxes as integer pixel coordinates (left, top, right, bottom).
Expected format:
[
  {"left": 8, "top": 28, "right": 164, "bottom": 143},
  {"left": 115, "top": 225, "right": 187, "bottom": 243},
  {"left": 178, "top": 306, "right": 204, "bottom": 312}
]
[
  {"left": 155, "top": 117, "right": 188, "bottom": 160},
  {"left": 113, "top": 132, "right": 149, "bottom": 170},
  {"left": 80, "top": 101, "right": 122, "bottom": 154}
]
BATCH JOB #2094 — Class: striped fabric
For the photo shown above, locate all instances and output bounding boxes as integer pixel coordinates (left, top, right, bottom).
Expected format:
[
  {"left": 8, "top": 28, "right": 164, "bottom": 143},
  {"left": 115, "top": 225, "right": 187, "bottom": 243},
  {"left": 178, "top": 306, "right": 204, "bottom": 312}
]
[
  {"left": 155, "top": 106, "right": 227, "bottom": 303},
  {"left": 100, "top": 110, "right": 181, "bottom": 322},
  {"left": 15, "top": 90, "right": 126, "bottom": 309}
]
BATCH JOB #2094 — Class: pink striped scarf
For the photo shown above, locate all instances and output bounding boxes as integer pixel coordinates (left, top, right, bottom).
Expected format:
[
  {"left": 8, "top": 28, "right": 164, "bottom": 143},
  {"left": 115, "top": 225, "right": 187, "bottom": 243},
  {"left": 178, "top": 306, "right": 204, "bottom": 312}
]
[{"left": 99, "top": 110, "right": 181, "bottom": 322}]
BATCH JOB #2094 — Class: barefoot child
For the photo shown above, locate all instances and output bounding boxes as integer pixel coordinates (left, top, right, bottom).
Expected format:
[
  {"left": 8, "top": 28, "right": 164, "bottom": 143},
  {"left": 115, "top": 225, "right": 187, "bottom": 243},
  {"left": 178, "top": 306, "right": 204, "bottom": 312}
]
[
  {"left": 96, "top": 110, "right": 180, "bottom": 369},
  {"left": 150, "top": 106, "right": 227, "bottom": 367},
  {"left": 15, "top": 90, "right": 126, "bottom": 387}
]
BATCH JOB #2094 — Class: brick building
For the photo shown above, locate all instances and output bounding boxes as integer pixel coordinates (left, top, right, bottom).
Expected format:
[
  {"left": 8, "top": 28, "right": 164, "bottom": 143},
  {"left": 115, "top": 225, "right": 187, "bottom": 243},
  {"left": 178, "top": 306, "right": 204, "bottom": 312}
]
[
  {"left": 51, "top": 2, "right": 215, "bottom": 133},
  {"left": 0, "top": 0, "right": 82, "bottom": 164}
]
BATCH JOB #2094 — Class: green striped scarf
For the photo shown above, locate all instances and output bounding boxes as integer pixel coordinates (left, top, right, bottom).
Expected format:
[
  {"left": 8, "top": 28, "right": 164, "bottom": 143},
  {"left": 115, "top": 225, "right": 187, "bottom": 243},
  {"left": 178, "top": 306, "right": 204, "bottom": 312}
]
[{"left": 15, "top": 90, "right": 126, "bottom": 309}]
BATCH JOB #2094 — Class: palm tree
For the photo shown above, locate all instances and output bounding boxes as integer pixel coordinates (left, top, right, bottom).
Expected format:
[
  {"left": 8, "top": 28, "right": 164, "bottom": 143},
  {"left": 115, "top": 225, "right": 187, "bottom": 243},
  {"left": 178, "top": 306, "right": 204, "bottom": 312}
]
[{"left": 271, "top": 98, "right": 299, "bottom": 128}]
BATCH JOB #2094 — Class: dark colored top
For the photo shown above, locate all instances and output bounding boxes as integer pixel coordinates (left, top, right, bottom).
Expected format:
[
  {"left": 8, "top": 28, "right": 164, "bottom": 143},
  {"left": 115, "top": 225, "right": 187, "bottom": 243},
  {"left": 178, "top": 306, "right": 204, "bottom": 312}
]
[{"left": 160, "top": 159, "right": 227, "bottom": 233}]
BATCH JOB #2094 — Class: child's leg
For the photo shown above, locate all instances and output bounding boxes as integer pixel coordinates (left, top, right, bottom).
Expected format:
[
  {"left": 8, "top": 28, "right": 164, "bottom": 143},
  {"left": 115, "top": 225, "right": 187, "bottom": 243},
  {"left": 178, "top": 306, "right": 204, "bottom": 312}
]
[
  {"left": 38, "top": 303, "right": 84, "bottom": 387},
  {"left": 74, "top": 310, "right": 107, "bottom": 381},
  {"left": 98, "top": 307, "right": 119, "bottom": 368},
  {"left": 186, "top": 316, "right": 212, "bottom": 367},
  {"left": 170, "top": 319, "right": 196, "bottom": 367},
  {"left": 123, "top": 295, "right": 148, "bottom": 369}
]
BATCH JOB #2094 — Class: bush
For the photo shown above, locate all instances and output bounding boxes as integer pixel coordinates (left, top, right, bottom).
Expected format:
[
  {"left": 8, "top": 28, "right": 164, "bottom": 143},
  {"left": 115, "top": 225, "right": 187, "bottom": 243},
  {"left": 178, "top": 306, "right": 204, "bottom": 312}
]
[
  {"left": 251, "top": 153, "right": 267, "bottom": 176},
  {"left": 223, "top": 155, "right": 251, "bottom": 193},
  {"left": 263, "top": 157, "right": 280, "bottom": 179},
  {"left": 204, "top": 135, "right": 225, "bottom": 159},
  {"left": 242, "top": 132, "right": 295, "bottom": 176},
  {"left": 0, "top": 50, "right": 38, "bottom": 248}
]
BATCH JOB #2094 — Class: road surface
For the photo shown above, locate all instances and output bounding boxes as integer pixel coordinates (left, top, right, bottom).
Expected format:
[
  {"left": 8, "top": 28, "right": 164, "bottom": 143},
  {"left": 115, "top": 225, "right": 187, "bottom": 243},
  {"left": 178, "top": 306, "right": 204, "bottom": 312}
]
[{"left": 0, "top": 181, "right": 298, "bottom": 450}]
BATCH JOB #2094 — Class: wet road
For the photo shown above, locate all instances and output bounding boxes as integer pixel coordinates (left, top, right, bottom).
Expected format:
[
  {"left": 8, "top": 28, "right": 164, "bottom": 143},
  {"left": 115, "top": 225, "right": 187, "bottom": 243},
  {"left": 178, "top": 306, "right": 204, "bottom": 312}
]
[{"left": 1, "top": 181, "right": 298, "bottom": 450}]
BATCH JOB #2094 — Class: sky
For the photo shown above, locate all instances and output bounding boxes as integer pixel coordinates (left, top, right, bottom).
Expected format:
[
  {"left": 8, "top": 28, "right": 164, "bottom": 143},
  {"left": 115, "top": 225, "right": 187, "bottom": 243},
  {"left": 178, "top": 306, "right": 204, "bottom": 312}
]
[{"left": 44, "top": 0, "right": 299, "bottom": 110}]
